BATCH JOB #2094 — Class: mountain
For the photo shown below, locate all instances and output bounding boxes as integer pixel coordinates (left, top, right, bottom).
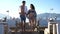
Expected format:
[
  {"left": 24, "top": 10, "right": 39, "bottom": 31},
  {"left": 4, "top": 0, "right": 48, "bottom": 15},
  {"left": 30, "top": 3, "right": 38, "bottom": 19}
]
[
  {"left": 7, "top": 18, "right": 20, "bottom": 27},
  {"left": 0, "top": 14, "right": 7, "bottom": 18},
  {"left": 37, "top": 13, "right": 60, "bottom": 20},
  {"left": 0, "top": 14, "right": 12, "bottom": 19},
  {"left": 37, "top": 13, "right": 60, "bottom": 27}
]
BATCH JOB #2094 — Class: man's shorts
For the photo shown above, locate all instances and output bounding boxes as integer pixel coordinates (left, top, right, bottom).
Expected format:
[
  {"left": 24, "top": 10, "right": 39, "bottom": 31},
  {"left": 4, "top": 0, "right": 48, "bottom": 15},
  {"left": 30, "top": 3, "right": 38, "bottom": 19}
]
[{"left": 20, "top": 15, "right": 26, "bottom": 22}]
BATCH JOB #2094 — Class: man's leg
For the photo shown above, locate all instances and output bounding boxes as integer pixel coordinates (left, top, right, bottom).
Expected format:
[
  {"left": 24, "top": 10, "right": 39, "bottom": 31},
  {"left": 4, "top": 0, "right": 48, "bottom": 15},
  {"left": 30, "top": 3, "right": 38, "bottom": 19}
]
[
  {"left": 29, "top": 19, "right": 31, "bottom": 26},
  {"left": 23, "top": 16, "right": 26, "bottom": 31},
  {"left": 20, "top": 15, "right": 24, "bottom": 32}
]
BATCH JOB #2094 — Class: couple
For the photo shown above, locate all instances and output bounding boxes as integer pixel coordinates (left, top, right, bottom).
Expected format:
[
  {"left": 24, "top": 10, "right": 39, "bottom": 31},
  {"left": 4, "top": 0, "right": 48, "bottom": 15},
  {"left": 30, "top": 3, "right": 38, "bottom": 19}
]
[{"left": 19, "top": 1, "right": 37, "bottom": 29}]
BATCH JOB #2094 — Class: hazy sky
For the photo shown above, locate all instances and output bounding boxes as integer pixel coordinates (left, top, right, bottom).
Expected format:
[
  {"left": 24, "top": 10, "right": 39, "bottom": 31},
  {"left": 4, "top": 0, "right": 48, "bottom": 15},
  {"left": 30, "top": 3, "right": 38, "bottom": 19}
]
[{"left": 0, "top": 0, "right": 60, "bottom": 18}]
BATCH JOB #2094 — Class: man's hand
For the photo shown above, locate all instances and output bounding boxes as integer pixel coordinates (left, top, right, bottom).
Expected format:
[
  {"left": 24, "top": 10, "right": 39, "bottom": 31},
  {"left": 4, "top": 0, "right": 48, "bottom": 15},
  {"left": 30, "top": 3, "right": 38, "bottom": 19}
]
[{"left": 19, "top": 12, "right": 21, "bottom": 14}]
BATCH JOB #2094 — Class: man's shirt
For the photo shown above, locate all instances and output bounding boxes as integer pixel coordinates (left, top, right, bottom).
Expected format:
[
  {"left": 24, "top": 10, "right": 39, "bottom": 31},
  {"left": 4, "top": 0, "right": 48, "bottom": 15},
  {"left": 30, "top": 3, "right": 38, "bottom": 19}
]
[{"left": 19, "top": 5, "right": 27, "bottom": 15}]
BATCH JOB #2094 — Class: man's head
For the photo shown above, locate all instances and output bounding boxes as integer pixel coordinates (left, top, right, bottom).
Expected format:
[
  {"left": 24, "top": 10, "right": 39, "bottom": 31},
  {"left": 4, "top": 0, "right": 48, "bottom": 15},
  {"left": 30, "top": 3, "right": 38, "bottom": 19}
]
[{"left": 22, "top": 1, "right": 26, "bottom": 6}]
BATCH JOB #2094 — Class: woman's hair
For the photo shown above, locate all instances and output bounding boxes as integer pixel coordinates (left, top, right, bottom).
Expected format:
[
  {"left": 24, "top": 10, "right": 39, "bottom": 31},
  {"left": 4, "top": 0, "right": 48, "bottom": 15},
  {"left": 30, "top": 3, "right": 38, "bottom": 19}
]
[{"left": 30, "top": 4, "right": 35, "bottom": 10}]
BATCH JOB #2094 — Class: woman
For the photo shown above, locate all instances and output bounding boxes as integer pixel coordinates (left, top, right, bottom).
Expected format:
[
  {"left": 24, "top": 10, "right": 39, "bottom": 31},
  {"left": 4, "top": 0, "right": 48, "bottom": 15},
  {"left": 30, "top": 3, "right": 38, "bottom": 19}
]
[{"left": 27, "top": 4, "right": 37, "bottom": 30}]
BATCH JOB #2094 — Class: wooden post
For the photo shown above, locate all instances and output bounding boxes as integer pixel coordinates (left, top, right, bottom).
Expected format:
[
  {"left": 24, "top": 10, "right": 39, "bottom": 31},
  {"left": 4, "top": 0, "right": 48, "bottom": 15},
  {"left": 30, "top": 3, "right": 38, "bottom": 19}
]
[
  {"left": 53, "top": 24, "right": 56, "bottom": 34},
  {"left": 56, "top": 24, "right": 59, "bottom": 34},
  {"left": 4, "top": 24, "right": 8, "bottom": 34}
]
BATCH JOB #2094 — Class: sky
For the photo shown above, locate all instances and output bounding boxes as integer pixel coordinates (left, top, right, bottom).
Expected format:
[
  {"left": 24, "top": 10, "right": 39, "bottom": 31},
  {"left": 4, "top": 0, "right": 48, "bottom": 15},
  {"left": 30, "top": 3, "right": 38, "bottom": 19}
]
[{"left": 0, "top": 0, "right": 60, "bottom": 18}]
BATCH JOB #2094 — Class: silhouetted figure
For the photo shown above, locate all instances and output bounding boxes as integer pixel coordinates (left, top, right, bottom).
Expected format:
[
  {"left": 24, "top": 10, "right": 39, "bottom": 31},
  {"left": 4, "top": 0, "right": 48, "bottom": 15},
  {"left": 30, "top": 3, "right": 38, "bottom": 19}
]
[
  {"left": 19, "top": 1, "right": 27, "bottom": 32},
  {"left": 3, "top": 17, "right": 7, "bottom": 22},
  {"left": 27, "top": 4, "right": 37, "bottom": 31}
]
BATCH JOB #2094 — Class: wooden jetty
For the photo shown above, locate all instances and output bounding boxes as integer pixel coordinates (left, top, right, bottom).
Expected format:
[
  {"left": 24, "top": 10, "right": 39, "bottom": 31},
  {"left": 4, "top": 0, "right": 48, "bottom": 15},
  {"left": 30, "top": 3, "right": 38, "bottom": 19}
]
[{"left": 8, "top": 22, "right": 46, "bottom": 34}]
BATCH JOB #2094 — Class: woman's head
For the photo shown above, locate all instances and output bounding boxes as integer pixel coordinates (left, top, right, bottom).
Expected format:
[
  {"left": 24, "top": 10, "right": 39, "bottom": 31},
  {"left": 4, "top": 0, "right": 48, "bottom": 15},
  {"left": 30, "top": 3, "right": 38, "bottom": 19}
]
[{"left": 30, "top": 4, "right": 35, "bottom": 10}]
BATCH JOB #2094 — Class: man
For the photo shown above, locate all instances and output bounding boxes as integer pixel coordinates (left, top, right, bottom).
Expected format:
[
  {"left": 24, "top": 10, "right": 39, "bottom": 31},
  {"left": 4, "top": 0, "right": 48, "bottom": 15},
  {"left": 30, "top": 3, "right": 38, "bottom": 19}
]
[{"left": 19, "top": 1, "right": 27, "bottom": 31}]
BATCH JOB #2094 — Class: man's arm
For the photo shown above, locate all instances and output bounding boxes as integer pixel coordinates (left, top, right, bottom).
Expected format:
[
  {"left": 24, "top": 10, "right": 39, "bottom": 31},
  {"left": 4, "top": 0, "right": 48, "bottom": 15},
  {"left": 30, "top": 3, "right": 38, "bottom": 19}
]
[
  {"left": 19, "top": 6, "right": 21, "bottom": 14},
  {"left": 19, "top": 6, "right": 24, "bottom": 14},
  {"left": 25, "top": 6, "right": 28, "bottom": 14}
]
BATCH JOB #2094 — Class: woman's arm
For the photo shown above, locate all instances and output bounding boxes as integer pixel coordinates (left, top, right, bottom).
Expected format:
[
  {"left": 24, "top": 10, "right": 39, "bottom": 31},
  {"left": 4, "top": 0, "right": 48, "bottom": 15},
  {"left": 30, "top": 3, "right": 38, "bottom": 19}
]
[
  {"left": 34, "top": 11, "right": 37, "bottom": 17},
  {"left": 27, "top": 10, "right": 30, "bottom": 15}
]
